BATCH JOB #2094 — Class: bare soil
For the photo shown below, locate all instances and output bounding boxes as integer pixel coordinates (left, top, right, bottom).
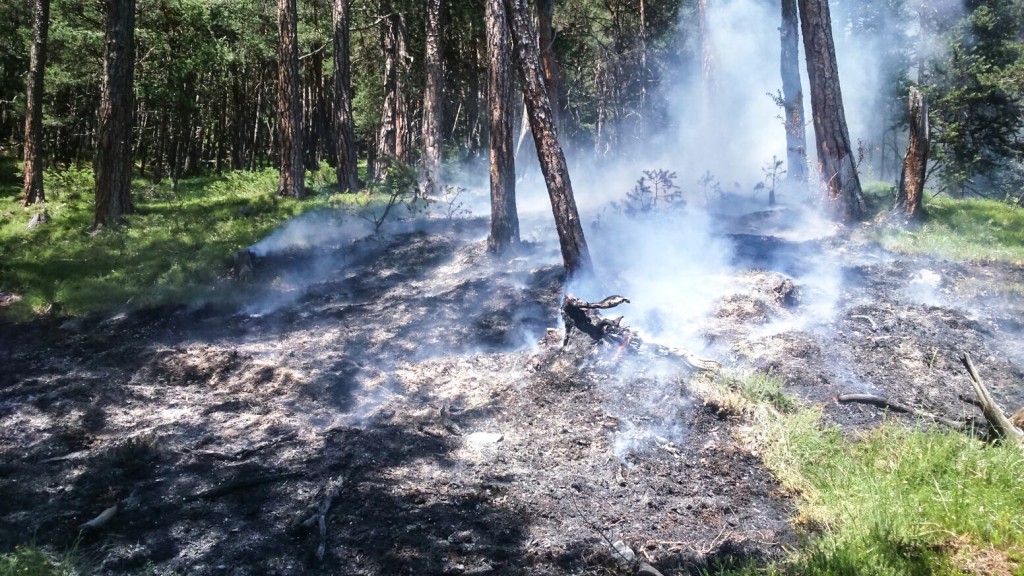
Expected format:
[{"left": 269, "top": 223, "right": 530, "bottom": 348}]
[{"left": 1, "top": 211, "right": 1022, "bottom": 575}]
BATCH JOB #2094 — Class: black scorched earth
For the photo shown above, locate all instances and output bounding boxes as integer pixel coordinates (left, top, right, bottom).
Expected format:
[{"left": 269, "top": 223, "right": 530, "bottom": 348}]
[{"left": 1, "top": 209, "right": 1023, "bottom": 575}]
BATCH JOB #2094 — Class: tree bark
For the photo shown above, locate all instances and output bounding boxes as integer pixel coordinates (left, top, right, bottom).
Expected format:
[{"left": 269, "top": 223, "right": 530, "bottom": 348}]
[
  {"left": 798, "top": 0, "right": 865, "bottom": 221},
  {"left": 22, "top": 0, "right": 49, "bottom": 207},
  {"left": 94, "top": 0, "right": 135, "bottom": 227},
  {"left": 421, "top": 0, "right": 444, "bottom": 196},
  {"left": 779, "top": 0, "right": 808, "bottom": 188},
  {"left": 277, "top": 0, "right": 305, "bottom": 198},
  {"left": 485, "top": 0, "right": 519, "bottom": 253},
  {"left": 896, "top": 87, "right": 928, "bottom": 221},
  {"left": 332, "top": 0, "right": 360, "bottom": 192},
  {"left": 376, "top": 6, "right": 409, "bottom": 175},
  {"left": 536, "top": 0, "right": 560, "bottom": 128},
  {"left": 503, "top": 0, "right": 591, "bottom": 277}
]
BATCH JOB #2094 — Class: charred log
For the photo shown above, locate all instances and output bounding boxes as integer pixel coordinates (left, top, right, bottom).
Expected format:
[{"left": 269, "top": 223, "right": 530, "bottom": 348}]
[{"left": 837, "top": 393, "right": 971, "bottom": 432}]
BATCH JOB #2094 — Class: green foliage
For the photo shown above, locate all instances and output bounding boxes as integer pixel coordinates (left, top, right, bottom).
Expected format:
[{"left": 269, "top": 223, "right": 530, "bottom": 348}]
[
  {"left": 0, "top": 546, "right": 73, "bottom": 576},
  {"left": 705, "top": 371, "right": 1024, "bottom": 576},
  {"left": 766, "top": 416, "right": 1024, "bottom": 575},
  {"left": 877, "top": 196, "right": 1024, "bottom": 261},
  {"left": 927, "top": 0, "right": 1024, "bottom": 196},
  {"left": 620, "top": 169, "right": 684, "bottom": 215},
  {"left": 0, "top": 165, "right": 329, "bottom": 320},
  {"left": 861, "top": 179, "right": 897, "bottom": 216}
]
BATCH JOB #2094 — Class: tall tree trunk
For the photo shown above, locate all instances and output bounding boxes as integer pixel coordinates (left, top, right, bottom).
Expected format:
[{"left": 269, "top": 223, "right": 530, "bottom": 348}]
[
  {"left": 22, "top": 0, "right": 49, "bottom": 207},
  {"left": 896, "top": 87, "right": 928, "bottom": 221},
  {"left": 698, "top": 0, "right": 715, "bottom": 108},
  {"left": 503, "top": 0, "right": 591, "bottom": 277},
  {"left": 332, "top": 0, "right": 359, "bottom": 192},
  {"left": 536, "top": 0, "right": 560, "bottom": 128},
  {"left": 779, "top": 0, "right": 808, "bottom": 188},
  {"left": 798, "top": 0, "right": 865, "bottom": 221},
  {"left": 377, "top": 9, "right": 409, "bottom": 174},
  {"left": 94, "top": 0, "right": 135, "bottom": 227},
  {"left": 422, "top": 0, "right": 444, "bottom": 196},
  {"left": 486, "top": 0, "right": 519, "bottom": 253},
  {"left": 277, "top": 0, "right": 305, "bottom": 198},
  {"left": 304, "top": 50, "right": 325, "bottom": 171}
]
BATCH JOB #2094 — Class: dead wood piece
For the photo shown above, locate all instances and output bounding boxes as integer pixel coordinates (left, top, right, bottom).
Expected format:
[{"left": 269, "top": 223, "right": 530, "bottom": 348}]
[
  {"left": 960, "top": 354, "right": 1024, "bottom": 445},
  {"left": 80, "top": 504, "right": 118, "bottom": 530},
  {"left": 575, "top": 295, "right": 630, "bottom": 309},
  {"left": 198, "top": 471, "right": 302, "bottom": 500},
  {"left": 850, "top": 314, "right": 877, "bottom": 331},
  {"left": 189, "top": 431, "right": 299, "bottom": 462},
  {"left": 300, "top": 476, "right": 348, "bottom": 562},
  {"left": 837, "top": 393, "right": 970, "bottom": 432}
]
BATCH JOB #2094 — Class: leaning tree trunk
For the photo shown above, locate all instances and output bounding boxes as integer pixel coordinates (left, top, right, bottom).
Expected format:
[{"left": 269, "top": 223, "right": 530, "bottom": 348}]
[
  {"left": 277, "top": 0, "right": 305, "bottom": 198},
  {"left": 536, "top": 0, "right": 560, "bottom": 128},
  {"left": 94, "top": 0, "right": 135, "bottom": 227},
  {"left": 503, "top": 0, "right": 591, "bottom": 277},
  {"left": 332, "top": 0, "right": 359, "bottom": 192},
  {"left": 895, "top": 87, "right": 928, "bottom": 221},
  {"left": 779, "top": 0, "right": 808, "bottom": 189},
  {"left": 485, "top": 0, "right": 519, "bottom": 253},
  {"left": 798, "top": 0, "right": 865, "bottom": 221},
  {"left": 421, "top": 0, "right": 444, "bottom": 196},
  {"left": 22, "top": 0, "right": 49, "bottom": 207}
]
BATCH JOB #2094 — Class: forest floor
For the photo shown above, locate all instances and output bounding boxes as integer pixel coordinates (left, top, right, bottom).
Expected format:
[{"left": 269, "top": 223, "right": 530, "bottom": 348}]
[{"left": 2, "top": 207, "right": 1024, "bottom": 575}]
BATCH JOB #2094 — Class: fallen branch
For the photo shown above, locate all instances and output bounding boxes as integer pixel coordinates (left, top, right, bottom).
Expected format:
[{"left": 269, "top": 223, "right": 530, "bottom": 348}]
[
  {"left": 198, "top": 471, "right": 302, "bottom": 500},
  {"left": 960, "top": 353, "right": 1024, "bottom": 445},
  {"left": 837, "top": 393, "right": 970, "bottom": 432},
  {"left": 79, "top": 504, "right": 117, "bottom": 530},
  {"left": 301, "top": 475, "right": 348, "bottom": 562}
]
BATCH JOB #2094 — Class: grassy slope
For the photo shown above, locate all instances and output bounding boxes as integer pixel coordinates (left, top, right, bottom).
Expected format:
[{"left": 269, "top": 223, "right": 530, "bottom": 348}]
[
  {"left": 0, "top": 159, "right": 333, "bottom": 320},
  {"left": 877, "top": 195, "right": 1024, "bottom": 262}
]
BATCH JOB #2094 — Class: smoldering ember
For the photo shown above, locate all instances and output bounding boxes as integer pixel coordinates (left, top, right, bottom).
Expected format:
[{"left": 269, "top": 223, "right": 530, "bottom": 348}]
[{"left": 3, "top": 0, "right": 1024, "bottom": 575}]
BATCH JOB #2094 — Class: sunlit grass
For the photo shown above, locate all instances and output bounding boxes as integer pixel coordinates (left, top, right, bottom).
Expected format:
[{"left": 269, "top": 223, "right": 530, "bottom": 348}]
[
  {"left": 710, "top": 372, "right": 1024, "bottom": 576},
  {"left": 0, "top": 545, "right": 76, "bottom": 576},
  {"left": 0, "top": 158, "right": 343, "bottom": 320},
  {"left": 877, "top": 195, "right": 1024, "bottom": 262}
]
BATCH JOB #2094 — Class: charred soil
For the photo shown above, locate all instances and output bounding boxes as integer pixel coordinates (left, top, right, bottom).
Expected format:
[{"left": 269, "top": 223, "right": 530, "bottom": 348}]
[{"left": 1, "top": 213, "right": 1023, "bottom": 575}]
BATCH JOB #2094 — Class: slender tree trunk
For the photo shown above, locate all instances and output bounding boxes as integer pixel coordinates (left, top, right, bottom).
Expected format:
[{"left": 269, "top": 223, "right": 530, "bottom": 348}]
[
  {"left": 536, "top": 0, "right": 560, "bottom": 128},
  {"left": 422, "top": 0, "right": 445, "bottom": 197},
  {"left": 797, "top": 0, "right": 865, "bottom": 221},
  {"left": 698, "top": 0, "right": 715, "bottom": 108},
  {"left": 22, "top": 0, "right": 49, "bottom": 207},
  {"left": 503, "top": 0, "right": 591, "bottom": 277},
  {"left": 376, "top": 8, "right": 408, "bottom": 174},
  {"left": 780, "top": 0, "right": 808, "bottom": 188},
  {"left": 896, "top": 87, "right": 928, "bottom": 221},
  {"left": 486, "top": 0, "right": 519, "bottom": 253},
  {"left": 332, "top": 0, "right": 360, "bottom": 192},
  {"left": 94, "top": 0, "right": 135, "bottom": 227},
  {"left": 277, "top": 0, "right": 305, "bottom": 198}
]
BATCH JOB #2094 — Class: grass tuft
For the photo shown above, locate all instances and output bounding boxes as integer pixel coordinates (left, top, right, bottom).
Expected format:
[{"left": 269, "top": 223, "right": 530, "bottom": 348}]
[
  {"left": 0, "top": 546, "right": 74, "bottom": 576},
  {"left": 876, "top": 195, "right": 1024, "bottom": 262}
]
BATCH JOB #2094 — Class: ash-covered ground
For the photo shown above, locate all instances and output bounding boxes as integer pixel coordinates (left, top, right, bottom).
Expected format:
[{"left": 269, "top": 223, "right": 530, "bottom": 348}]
[{"left": 1, "top": 205, "right": 1023, "bottom": 575}]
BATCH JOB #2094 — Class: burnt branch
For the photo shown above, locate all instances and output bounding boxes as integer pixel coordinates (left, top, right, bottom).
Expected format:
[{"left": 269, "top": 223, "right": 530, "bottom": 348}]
[{"left": 837, "top": 393, "right": 971, "bottom": 432}]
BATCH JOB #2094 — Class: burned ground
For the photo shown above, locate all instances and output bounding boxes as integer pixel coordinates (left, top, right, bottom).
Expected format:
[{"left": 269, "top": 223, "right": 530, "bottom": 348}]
[{"left": 1, "top": 211, "right": 1023, "bottom": 575}]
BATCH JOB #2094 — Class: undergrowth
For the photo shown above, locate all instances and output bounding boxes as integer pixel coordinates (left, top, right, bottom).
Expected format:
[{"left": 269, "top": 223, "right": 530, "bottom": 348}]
[
  {"left": 876, "top": 195, "right": 1024, "bottom": 262},
  {"left": 0, "top": 546, "right": 75, "bottom": 576},
  {"left": 0, "top": 159, "right": 345, "bottom": 320},
  {"left": 707, "top": 371, "right": 1024, "bottom": 576}
]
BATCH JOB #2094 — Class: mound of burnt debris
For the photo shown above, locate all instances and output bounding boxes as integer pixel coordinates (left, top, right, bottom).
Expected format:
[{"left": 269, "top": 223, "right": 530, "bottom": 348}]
[{"left": 1, "top": 212, "right": 1023, "bottom": 574}]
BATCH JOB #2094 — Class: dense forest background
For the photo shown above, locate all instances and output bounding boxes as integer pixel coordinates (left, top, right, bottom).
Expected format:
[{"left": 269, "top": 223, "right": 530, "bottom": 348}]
[{"left": 1, "top": 0, "right": 1024, "bottom": 217}]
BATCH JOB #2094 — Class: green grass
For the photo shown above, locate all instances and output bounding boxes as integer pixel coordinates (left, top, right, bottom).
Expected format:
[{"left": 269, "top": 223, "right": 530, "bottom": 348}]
[
  {"left": 710, "top": 373, "right": 1024, "bottom": 576},
  {"left": 0, "top": 158, "right": 342, "bottom": 320},
  {"left": 0, "top": 546, "right": 75, "bottom": 576},
  {"left": 876, "top": 195, "right": 1024, "bottom": 262}
]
